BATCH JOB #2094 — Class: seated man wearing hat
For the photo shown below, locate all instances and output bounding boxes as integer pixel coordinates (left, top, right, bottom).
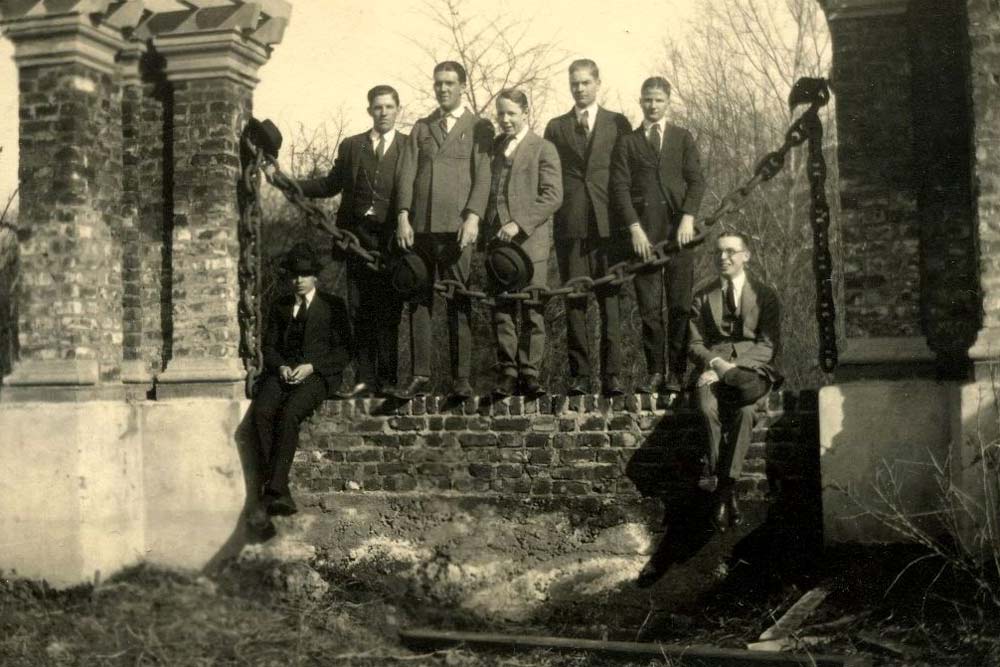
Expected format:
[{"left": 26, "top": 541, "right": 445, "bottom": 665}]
[
  {"left": 486, "top": 88, "right": 563, "bottom": 397},
  {"left": 250, "top": 242, "right": 352, "bottom": 527},
  {"left": 689, "top": 231, "right": 782, "bottom": 532}
]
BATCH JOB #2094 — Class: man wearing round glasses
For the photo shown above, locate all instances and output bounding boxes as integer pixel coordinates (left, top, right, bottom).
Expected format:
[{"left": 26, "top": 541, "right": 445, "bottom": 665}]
[{"left": 688, "top": 231, "right": 783, "bottom": 532}]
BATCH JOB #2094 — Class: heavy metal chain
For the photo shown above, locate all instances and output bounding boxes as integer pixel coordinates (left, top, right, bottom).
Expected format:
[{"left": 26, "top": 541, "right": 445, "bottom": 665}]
[{"left": 238, "top": 77, "right": 838, "bottom": 388}]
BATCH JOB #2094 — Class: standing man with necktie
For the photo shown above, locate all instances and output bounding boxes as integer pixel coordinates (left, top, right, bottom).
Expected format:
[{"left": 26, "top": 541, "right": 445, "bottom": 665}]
[
  {"left": 610, "top": 76, "right": 706, "bottom": 404},
  {"left": 689, "top": 231, "right": 782, "bottom": 531},
  {"left": 485, "top": 89, "right": 563, "bottom": 398},
  {"left": 544, "top": 59, "right": 633, "bottom": 397},
  {"left": 249, "top": 243, "right": 352, "bottom": 530},
  {"left": 278, "top": 85, "right": 407, "bottom": 398},
  {"left": 394, "top": 61, "right": 495, "bottom": 399}
]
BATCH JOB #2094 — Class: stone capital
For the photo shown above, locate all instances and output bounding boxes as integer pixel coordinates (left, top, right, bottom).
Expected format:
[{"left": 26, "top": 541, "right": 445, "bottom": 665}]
[
  {"left": 0, "top": 1, "right": 145, "bottom": 74},
  {"left": 822, "top": 0, "right": 910, "bottom": 21}
]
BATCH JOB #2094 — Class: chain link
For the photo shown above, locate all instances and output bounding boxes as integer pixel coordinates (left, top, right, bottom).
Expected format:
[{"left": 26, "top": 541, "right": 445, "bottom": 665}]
[{"left": 239, "top": 77, "right": 838, "bottom": 374}]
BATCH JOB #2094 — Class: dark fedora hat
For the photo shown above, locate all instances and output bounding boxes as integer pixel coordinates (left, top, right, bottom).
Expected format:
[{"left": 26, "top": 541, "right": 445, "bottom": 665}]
[
  {"left": 247, "top": 117, "right": 283, "bottom": 159},
  {"left": 389, "top": 246, "right": 434, "bottom": 300},
  {"left": 282, "top": 241, "right": 323, "bottom": 276},
  {"left": 486, "top": 240, "right": 534, "bottom": 293}
]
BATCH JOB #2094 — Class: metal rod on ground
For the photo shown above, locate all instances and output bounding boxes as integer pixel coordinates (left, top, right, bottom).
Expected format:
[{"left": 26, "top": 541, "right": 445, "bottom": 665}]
[{"left": 398, "top": 628, "right": 872, "bottom": 666}]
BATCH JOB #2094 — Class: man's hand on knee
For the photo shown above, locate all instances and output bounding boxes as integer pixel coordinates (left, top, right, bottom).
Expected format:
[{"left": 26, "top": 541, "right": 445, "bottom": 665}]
[{"left": 286, "top": 363, "right": 314, "bottom": 384}]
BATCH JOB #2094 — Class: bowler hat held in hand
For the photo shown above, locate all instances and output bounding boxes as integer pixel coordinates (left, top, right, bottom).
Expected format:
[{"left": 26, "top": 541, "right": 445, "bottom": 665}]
[
  {"left": 486, "top": 240, "right": 534, "bottom": 293},
  {"left": 389, "top": 246, "right": 434, "bottom": 300}
]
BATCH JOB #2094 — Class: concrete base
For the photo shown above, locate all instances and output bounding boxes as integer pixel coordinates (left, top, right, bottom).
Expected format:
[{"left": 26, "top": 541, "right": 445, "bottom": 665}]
[
  {"left": 819, "top": 380, "right": 959, "bottom": 543},
  {"left": 0, "top": 398, "right": 252, "bottom": 587}
]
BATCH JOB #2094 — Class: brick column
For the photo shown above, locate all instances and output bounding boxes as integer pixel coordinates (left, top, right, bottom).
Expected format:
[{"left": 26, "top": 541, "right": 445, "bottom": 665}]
[
  {"left": 823, "top": 0, "right": 935, "bottom": 377},
  {"left": 140, "top": 2, "right": 290, "bottom": 398},
  {"left": 0, "top": 1, "right": 140, "bottom": 399}
]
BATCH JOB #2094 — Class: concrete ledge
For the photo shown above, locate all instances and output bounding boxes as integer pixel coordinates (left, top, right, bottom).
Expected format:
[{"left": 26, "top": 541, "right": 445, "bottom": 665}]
[
  {"left": 838, "top": 336, "right": 935, "bottom": 365},
  {"left": 3, "top": 359, "right": 100, "bottom": 386}
]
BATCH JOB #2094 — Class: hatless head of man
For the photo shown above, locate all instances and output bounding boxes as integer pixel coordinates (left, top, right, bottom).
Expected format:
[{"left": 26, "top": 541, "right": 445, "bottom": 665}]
[
  {"left": 639, "top": 77, "right": 672, "bottom": 124},
  {"left": 496, "top": 89, "right": 529, "bottom": 136},
  {"left": 433, "top": 61, "right": 467, "bottom": 113},
  {"left": 717, "top": 231, "right": 751, "bottom": 280},
  {"left": 569, "top": 59, "right": 601, "bottom": 109},
  {"left": 367, "top": 85, "right": 400, "bottom": 135}
]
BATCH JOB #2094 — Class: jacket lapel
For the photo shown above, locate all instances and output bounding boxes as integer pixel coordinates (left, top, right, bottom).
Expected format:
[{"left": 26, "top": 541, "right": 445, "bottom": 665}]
[
  {"left": 709, "top": 281, "right": 724, "bottom": 332},
  {"left": 636, "top": 125, "right": 658, "bottom": 162},
  {"left": 563, "top": 110, "right": 585, "bottom": 161},
  {"left": 439, "top": 108, "right": 474, "bottom": 153},
  {"left": 428, "top": 109, "right": 447, "bottom": 147},
  {"left": 587, "top": 107, "right": 614, "bottom": 163},
  {"left": 741, "top": 278, "right": 760, "bottom": 333},
  {"left": 510, "top": 130, "right": 537, "bottom": 173}
]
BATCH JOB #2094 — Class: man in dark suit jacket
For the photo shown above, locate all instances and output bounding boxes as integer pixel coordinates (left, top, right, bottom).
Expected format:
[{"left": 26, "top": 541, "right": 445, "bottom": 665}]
[
  {"left": 289, "top": 85, "right": 405, "bottom": 397},
  {"left": 394, "top": 61, "right": 494, "bottom": 400},
  {"left": 249, "top": 243, "right": 352, "bottom": 528},
  {"left": 544, "top": 59, "right": 632, "bottom": 397},
  {"left": 611, "top": 76, "right": 706, "bottom": 402},
  {"left": 689, "top": 231, "right": 782, "bottom": 531}
]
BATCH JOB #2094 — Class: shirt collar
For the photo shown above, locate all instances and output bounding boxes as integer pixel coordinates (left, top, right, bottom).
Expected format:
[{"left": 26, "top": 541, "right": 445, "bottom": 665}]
[
  {"left": 369, "top": 127, "right": 397, "bottom": 145},
  {"left": 575, "top": 102, "right": 599, "bottom": 123},
  {"left": 724, "top": 271, "right": 746, "bottom": 294},
  {"left": 506, "top": 125, "right": 529, "bottom": 144},
  {"left": 642, "top": 117, "right": 667, "bottom": 133},
  {"left": 441, "top": 103, "right": 466, "bottom": 120},
  {"left": 299, "top": 288, "right": 316, "bottom": 306}
]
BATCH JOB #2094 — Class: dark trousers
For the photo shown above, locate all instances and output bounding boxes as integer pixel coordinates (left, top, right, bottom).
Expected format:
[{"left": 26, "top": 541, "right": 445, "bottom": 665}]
[
  {"left": 408, "top": 233, "right": 474, "bottom": 379},
  {"left": 633, "top": 247, "right": 693, "bottom": 387},
  {"left": 696, "top": 367, "right": 771, "bottom": 484},
  {"left": 555, "top": 237, "right": 621, "bottom": 378},
  {"left": 346, "top": 259, "right": 401, "bottom": 388},
  {"left": 253, "top": 373, "right": 329, "bottom": 496}
]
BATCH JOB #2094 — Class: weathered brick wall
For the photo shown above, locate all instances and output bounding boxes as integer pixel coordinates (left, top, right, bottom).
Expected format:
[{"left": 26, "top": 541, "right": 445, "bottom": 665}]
[
  {"left": 16, "top": 62, "right": 124, "bottom": 379},
  {"left": 168, "top": 79, "right": 252, "bottom": 362},
  {"left": 291, "top": 392, "right": 818, "bottom": 505}
]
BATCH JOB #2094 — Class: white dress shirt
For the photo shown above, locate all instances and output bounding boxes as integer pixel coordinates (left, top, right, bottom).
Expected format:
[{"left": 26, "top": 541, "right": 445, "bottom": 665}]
[
  {"left": 642, "top": 117, "right": 667, "bottom": 146},
  {"left": 724, "top": 271, "right": 746, "bottom": 315},
  {"left": 574, "top": 102, "right": 599, "bottom": 134},
  {"left": 369, "top": 127, "right": 397, "bottom": 156},
  {"left": 502, "top": 125, "right": 530, "bottom": 158},
  {"left": 292, "top": 288, "right": 316, "bottom": 318},
  {"left": 439, "top": 104, "right": 466, "bottom": 132}
]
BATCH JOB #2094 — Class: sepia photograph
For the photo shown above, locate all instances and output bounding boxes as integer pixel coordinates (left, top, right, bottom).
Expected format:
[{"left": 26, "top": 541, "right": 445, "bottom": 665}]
[{"left": 0, "top": 0, "right": 995, "bottom": 665}]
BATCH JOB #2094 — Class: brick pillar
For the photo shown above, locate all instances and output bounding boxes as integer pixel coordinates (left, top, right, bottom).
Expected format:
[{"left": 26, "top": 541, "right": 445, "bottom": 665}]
[
  {"left": 0, "top": 1, "right": 139, "bottom": 398},
  {"left": 823, "top": 0, "right": 937, "bottom": 378},
  {"left": 141, "top": 2, "right": 290, "bottom": 398}
]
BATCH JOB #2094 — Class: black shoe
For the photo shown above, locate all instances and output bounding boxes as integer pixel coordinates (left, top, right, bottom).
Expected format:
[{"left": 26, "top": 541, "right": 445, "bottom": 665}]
[
  {"left": 636, "top": 560, "right": 667, "bottom": 589},
  {"left": 727, "top": 494, "right": 743, "bottom": 527},
  {"left": 334, "top": 381, "right": 372, "bottom": 399},
  {"left": 519, "top": 377, "right": 546, "bottom": 398},
  {"left": 566, "top": 376, "right": 590, "bottom": 396},
  {"left": 451, "top": 378, "right": 474, "bottom": 400},
  {"left": 266, "top": 492, "right": 298, "bottom": 517},
  {"left": 601, "top": 375, "right": 625, "bottom": 397},
  {"left": 391, "top": 375, "right": 431, "bottom": 400},
  {"left": 494, "top": 374, "right": 517, "bottom": 398},
  {"left": 712, "top": 499, "right": 729, "bottom": 533},
  {"left": 636, "top": 372, "right": 664, "bottom": 394},
  {"left": 660, "top": 390, "right": 682, "bottom": 409}
]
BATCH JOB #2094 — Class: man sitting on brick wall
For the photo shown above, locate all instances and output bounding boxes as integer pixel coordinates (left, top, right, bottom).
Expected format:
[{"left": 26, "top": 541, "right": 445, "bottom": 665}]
[
  {"left": 688, "top": 230, "right": 782, "bottom": 532},
  {"left": 248, "top": 242, "right": 352, "bottom": 531}
]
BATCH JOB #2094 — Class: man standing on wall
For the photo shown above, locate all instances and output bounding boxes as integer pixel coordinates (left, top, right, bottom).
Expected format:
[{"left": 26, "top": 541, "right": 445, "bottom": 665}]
[
  {"left": 249, "top": 243, "right": 352, "bottom": 530},
  {"left": 689, "top": 231, "right": 782, "bottom": 531},
  {"left": 544, "top": 59, "right": 632, "bottom": 397},
  {"left": 284, "top": 85, "right": 407, "bottom": 398},
  {"left": 394, "top": 61, "right": 494, "bottom": 400},
  {"left": 610, "top": 76, "right": 706, "bottom": 405}
]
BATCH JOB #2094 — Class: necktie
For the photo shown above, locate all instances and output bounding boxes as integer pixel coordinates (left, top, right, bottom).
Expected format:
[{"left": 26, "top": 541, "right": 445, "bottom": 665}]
[
  {"left": 295, "top": 296, "right": 308, "bottom": 321},
  {"left": 375, "top": 134, "right": 386, "bottom": 161},
  {"left": 500, "top": 134, "right": 515, "bottom": 157},
  {"left": 439, "top": 114, "right": 450, "bottom": 135},
  {"left": 724, "top": 279, "right": 737, "bottom": 315},
  {"left": 648, "top": 123, "right": 662, "bottom": 154},
  {"left": 579, "top": 109, "right": 590, "bottom": 136}
]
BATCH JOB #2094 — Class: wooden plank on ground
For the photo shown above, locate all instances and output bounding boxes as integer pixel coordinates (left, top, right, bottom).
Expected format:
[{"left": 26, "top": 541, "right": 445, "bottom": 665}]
[{"left": 399, "top": 628, "right": 871, "bottom": 666}]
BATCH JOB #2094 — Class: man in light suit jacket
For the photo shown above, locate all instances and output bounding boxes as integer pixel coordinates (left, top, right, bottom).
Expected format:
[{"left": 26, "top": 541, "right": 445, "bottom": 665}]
[
  {"left": 249, "top": 243, "right": 352, "bottom": 530},
  {"left": 544, "top": 59, "right": 632, "bottom": 397},
  {"left": 486, "top": 89, "right": 563, "bottom": 398},
  {"left": 611, "top": 76, "right": 706, "bottom": 402},
  {"left": 290, "top": 85, "right": 406, "bottom": 398},
  {"left": 689, "top": 231, "right": 782, "bottom": 532},
  {"left": 395, "top": 61, "right": 495, "bottom": 400}
]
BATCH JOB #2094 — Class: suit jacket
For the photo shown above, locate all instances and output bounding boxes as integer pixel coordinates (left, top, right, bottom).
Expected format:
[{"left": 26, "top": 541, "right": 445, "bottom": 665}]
[
  {"left": 262, "top": 291, "right": 353, "bottom": 391},
  {"left": 297, "top": 130, "right": 407, "bottom": 238},
  {"left": 688, "top": 276, "right": 783, "bottom": 386},
  {"left": 543, "top": 107, "right": 632, "bottom": 239},
  {"left": 488, "top": 130, "right": 563, "bottom": 246},
  {"left": 396, "top": 108, "right": 495, "bottom": 233},
  {"left": 610, "top": 122, "right": 706, "bottom": 243}
]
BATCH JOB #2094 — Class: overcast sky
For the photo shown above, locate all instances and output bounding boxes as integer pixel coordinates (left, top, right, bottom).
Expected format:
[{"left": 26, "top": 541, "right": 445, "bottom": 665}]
[{"left": 0, "top": 0, "right": 700, "bottom": 203}]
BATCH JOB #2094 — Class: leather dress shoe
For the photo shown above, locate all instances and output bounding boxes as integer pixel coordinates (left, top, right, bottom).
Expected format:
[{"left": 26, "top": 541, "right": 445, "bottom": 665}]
[
  {"left": 265, "top": 492, "right": 298, "bottom": 517},
  {"left": 727, "top": 494, "right": 743, "bottom": 527},
  {"left": 494, "top": 374, "right": 517, "bottom": 398},
  {"left": 391, "top": 375, "right": 431, "bottom": 400},
  {"left": 712, "top": 499, "right": 729, "bottom": 532},
  {"left": 334, "top": 381, "right": 373, "bottom": 399},
  {"left": 601, "top": 375, "right": 625, "bottom": 397},
  {"left": 519, "top": 376, "right": 546, "bottom": 398},
  {"left": 451, "top": 377, "right": 474, "bottom": 400},
  {"left": 636, "top": 372, "right": 664, "bottom": 394},
  {"left": 566, "top": 376, "right": 590, "bottom": 396},
  {"left": 659, "top": 390, "right": 682, "bottom": 409}
]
